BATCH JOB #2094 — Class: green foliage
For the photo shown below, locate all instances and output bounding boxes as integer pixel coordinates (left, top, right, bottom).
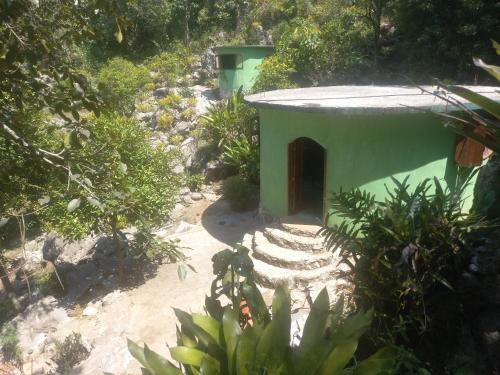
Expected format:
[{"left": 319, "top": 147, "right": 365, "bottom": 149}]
[
  {"left": 252, "top": 55, "right": 298, "bottom": 92},
  {"left": 158, "top": 94, "right": 183, "bottom": 110},
  {"left": 432, "top": 41, "right": 500, "bottom": 154},
  {"left": 128, "top": 247, "right": 397, "bottom": 375},
  {"left": 180, "top": 108, "right": 196, "bottom": 121},
  {"left": 53, "top": 332, "right": 90, "bottom": 375},
  {"left": 222, "top": 175, "right": 259, "bottom": 212},
  {"left": 137, "top": 102, "right": 155, "bottom": 113},
  {"left": 33, "top": 267, "right": 62, "bottom": 296},
  {"left": 201, "top": 91, "right": 258, "bottom": 152},
  {"left": 39, "top": 114, "right": 181, "bottom": 239},
  {"left": 145, "top": 50, "right": 194, "bottom": 87},
  {"left": 222, "top": 136, "right": 260, "bottom": 184},
  {"left": 97, "top": 57, "right": 152, "bottom": 115},
  {"left": 186, "top": 174, "right": 204, "bottom": 192},
  {"left": 320, "top": 175, "right": 489, "bottom": 371},
  {"left": 0, "top": 323, "right": 22, "bottom": 362},
  {"left": 157, "top": 113, "right": 176, "bottom": 130}
]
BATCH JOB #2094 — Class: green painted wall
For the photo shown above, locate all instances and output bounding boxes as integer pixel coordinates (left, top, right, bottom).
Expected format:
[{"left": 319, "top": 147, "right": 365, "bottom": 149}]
[
  {"left": 259, "top": 108, "right": 475, "bottom": 223},
  {"left": 215, "top": 46, "right": 273, "bottom": 97}
]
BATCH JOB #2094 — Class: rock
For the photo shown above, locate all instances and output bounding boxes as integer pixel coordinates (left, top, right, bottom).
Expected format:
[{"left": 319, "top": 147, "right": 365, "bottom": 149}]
[
  {"left": 191, "top": 192, "right": 203, "bottom": 201},
  {"left": 173, "top": 163, "right": 185, "bottom": 175},
  {"left": 83, "top": 301, "right": 102, "bottom": 316},
  {"left": 42, "top": 232, "right": 65, "bottom": 263},
  {"left": 135, "top": 111, "right": 154, "bottom": 123},
  {"left": 181, "top": 195, "right": 193, "bottom": 204},
  {"left": 249, "top": 25, "right": 273, "bottom": 45},
  {"left": 175, "top": 121, "right": 192, "bottom": 135},
  {"left": 473, "top": 154, "right": 500, "bottom": 219},
  {"left": 179, "top": 187, "right": 190, "bottom": 196},
  {"left": 175, "top": 221, "right": 199, "bottom": 234},
  {"left": 153, "top": 87, "right": 169, "bottom": 97},
  {"left": 205, "top": 160, "right": 225, "bottom": 181}
]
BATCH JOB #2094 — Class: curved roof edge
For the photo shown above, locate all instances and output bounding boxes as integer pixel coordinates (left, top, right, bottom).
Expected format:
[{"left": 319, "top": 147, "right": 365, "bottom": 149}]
[
  {"left": 214, "top": 45, "right": 274, "bottom": 50},
  {"left": 244, "top": 85, "right": 500, "bottom": 115}
]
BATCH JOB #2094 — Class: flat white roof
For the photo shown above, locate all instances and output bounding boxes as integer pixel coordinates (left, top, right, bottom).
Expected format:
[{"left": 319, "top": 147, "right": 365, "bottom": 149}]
[{"left": 244, "top": 85, "right": 500, "bottom": 115}]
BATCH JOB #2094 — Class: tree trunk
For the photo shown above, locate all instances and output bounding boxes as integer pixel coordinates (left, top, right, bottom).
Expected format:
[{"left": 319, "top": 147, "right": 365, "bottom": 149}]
[
  {"left": 0, "top": 257, "right": 12, "bottom": 293},
  {"left": 184, "top": 0, "right": 191, "bottom": 46}
]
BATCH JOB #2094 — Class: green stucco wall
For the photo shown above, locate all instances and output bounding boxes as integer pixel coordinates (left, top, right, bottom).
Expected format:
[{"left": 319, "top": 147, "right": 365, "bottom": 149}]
[
  {"left": 216, "top": 46, "right": 273, "bottom": 97},
  {"left": 259, "top": 108, "right": 475, "bottom": 223}
]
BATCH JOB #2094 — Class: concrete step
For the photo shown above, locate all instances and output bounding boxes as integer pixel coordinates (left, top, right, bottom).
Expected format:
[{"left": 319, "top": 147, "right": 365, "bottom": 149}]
[
  {"left": 251, "top": 256, "right": 338, "bottom": 289},
  {"left": 279, "top": 222, "right": 323, "bottom": 238},
  {"left": 264, "top": 227, "right": 325, "bottom": 252},
  {"left": 253, "top": 231, "right": 332, "bottom": 270}
]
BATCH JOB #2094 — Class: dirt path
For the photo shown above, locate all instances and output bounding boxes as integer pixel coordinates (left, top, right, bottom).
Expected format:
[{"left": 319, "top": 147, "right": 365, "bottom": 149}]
[{"left": 14, "top": 197, "right": 260, "bottom": 375}]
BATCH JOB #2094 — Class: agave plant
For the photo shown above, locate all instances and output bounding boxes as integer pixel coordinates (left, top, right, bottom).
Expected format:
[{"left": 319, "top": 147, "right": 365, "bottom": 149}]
[{"left": 128, "top": 247, "right": 396, "bottom": 375}]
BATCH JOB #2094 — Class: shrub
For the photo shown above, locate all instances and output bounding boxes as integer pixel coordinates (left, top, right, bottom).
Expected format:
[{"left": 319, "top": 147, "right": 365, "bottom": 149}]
[
  {"left": 201, "top": 91, "right": 258, "bottom": 151},
  {"left": 0, "top": 323, "right": 21, "bottom": 362},
  {"left": 144, "top": 51, "right": 193, "bottom": 87},
  {"left": 32, "top": 266, "right": 62, "bottom": 296},
  {"left": 136, "top": 102, "right": 154, "bottom": 113},
  {"left": 180, "top": 108, "right": 196, "bottom": 121},
  {"left": 179, "top": 87, "right": 194, "bottom": 98},
  {"left": 187, "top": 97, "right": 197, "bottom": 107},
  {"left": 53, "top": 332, "right": 90, "bottom": 374},
  {"left": 143, "top": 82, "right": 156, "bottom": 92},
  {"left": 320, "top": 176, "right": 489, "bottom": 371},
  {"left": 186, "top": 173, "right": 204, "bottom": 192},
  {"left": 129, "top": 246, "right": 397, "bottom": 375},
  {"left": 156, "top": 112, "right": 175, "bottom": 130},
  {"left": 39, "top": 114, "right": 181, "bottom": 239},
  {"left": 253, "top": 55, "right": 298, "bottom": 92},
  {"left": 97, "top": 57, "right": 152, "bottom": 115},
  {"left": 168, "top": 134, "right": 183, "bottom": 145},
  {"left": 222, "top": 136, "right": 260, "bottom": 184},
  {"left": 222, "top": 175, "right": 259, "bottom": 211},
  {"left": 158, "top": 93, "right": 182, "bottom": 110}
]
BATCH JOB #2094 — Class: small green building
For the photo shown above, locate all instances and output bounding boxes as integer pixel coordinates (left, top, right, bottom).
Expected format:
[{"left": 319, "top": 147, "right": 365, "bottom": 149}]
[
  {"left": 245, "top": 86, "right": 500, "bottom": 223},
  {"left": 215, "top": 45, "right": 274, "bottom": 98}
]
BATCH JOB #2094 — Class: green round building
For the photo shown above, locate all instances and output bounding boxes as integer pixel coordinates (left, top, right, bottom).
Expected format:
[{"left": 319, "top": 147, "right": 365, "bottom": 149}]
[
  {"left": 215, "top": 45, "right": 274, "bottom": 98},
  {"left": 245, "top": 85, "right": 500, "bottom": 224}
]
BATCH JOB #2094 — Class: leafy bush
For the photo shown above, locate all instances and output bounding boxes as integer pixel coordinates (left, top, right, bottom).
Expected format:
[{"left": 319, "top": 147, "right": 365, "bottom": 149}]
[
  {"left": 144, "top": 51, "right": 194, "bottom": 87},
  {"left": 129, "top": 246, "right": 397, "bottom": 375},
  {"left": 157, "top": 113, "right": 175, "bottom": 130},
  {"left": 32, "top": 267, "right": 62, "bottom": 296},
  {"left": 158, "top": 94, "right": 182, "bottom": 110},
  {"left": 136, "top": 102, "right": 155, "bottom": 113},
  {"left": 222, "top": 175, "right": 259, "bottom": 212},
  {"left": 180, "top": 108, "right": 196, "bottom": 121},
  {"left": 186, "top": 174, "right": 204, "bottom": 192},
  {"left": 253, "top": 55, "right": 298, "bottom": 92},
  {"left": 40, "top": 114, "right": 181, "bottom": 240},
  {"left": 169, "top": 134, "right": 184, "bottom": 145},
  {"left": 222, "top": 136, "right": 260, "bottom": 184},
  {"left": 201, "top": 90, "right": 258, "bottom": 152},
  {"left": 320, "top": 176, "right": 489, "bottom": 371},
  {"left": 53, "top": 332, "right": 90, "bottom": 375},
  {"left": 0, "top": 323, "right": 21, "bottom": 362},
  {"left": 97, "top": 57, "right": 152, "bottom": 114}
]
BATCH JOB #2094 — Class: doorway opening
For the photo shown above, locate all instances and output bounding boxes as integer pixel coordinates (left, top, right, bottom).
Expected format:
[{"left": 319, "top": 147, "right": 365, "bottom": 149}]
[{"left": 288, "top": 137, "right": 326, "bottom": 219}]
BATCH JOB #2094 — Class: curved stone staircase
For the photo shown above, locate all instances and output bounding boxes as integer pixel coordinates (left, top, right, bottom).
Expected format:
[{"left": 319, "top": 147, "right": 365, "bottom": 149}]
[{"left": 242, "top": 217, "right": 342, "bottom": 289}]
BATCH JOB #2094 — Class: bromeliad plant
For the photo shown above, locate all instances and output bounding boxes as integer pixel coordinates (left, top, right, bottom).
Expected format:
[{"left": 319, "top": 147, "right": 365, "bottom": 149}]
[
  {"left": 128, "top": 246, "right": 396, "bottom": 375},
  {"left": 320, "top": 176, "right": 490, "bottom": 370}
]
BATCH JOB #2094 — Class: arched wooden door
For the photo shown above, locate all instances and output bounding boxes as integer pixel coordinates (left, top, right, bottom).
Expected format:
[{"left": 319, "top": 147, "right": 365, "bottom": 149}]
[{"left": 288, "top": 138, "right": 326, "bottom": 218}]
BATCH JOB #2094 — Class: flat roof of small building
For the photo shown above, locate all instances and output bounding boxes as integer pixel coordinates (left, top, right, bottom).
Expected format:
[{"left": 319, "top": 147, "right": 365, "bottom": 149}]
[
  {"left": 245, "top": 85, "right": 500, "bottom": 115},
  {"left": 214, "top": 45, "right": 274, "bottom": 51}
]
